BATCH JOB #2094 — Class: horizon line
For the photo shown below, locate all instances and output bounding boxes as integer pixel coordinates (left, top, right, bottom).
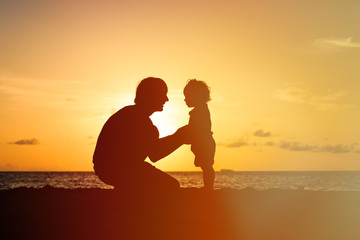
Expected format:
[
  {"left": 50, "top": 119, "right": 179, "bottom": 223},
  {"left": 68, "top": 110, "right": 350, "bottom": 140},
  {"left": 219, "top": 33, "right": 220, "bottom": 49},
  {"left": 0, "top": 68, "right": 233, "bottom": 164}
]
[{"left": 1, "top": 170, "right": 360, "bottom": 173}]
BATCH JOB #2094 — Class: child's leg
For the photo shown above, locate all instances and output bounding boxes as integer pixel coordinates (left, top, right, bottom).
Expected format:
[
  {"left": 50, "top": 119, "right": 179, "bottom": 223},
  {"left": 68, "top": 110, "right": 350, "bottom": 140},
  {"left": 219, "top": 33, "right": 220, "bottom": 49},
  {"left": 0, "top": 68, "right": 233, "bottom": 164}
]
[{"left": 201, "top": 165, "right": 215, "bottom": 190}]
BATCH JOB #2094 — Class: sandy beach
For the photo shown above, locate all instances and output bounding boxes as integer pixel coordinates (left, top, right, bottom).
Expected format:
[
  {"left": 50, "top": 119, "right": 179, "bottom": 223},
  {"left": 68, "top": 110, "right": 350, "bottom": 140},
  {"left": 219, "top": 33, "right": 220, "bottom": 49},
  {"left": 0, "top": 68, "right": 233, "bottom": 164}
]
[{"left": 1, "top": 186, "right": 360, "bottom": 240}]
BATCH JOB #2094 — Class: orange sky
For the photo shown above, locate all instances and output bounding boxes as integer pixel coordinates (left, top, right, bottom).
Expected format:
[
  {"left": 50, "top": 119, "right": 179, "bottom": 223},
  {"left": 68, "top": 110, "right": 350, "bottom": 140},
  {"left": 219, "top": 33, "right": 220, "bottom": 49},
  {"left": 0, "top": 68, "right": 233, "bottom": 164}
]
[{"left": 1, "top": 0, "right": 360, "bottom": 171}]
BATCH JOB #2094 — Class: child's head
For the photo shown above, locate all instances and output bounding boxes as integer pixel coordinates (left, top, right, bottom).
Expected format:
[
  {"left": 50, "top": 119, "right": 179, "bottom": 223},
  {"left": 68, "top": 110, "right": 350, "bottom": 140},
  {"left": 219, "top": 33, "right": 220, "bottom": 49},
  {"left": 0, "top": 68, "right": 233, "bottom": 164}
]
[{"left": 183, "top": 79, "right": 211, "bottom": 107}]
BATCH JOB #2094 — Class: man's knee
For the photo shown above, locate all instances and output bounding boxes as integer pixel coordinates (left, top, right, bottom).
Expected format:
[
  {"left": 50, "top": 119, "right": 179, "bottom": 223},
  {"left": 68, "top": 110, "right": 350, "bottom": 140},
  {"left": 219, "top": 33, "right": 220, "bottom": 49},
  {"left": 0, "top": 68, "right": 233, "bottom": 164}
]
[
  {"left": 171, "top": 177, "right": 181, "bottom": 189},
  {"left": 155, "top": 170, "right": 180, "bottom": 190}
]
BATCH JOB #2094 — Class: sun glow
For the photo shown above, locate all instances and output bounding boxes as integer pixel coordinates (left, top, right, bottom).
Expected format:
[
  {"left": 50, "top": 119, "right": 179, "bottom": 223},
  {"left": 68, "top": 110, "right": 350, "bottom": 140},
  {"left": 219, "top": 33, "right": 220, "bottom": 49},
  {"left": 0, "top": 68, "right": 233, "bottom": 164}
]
[
  {"left": 150, "top": 112, "right": 177, "bottom": 137},
  {"left": 149, "top": 91, "right": 190, "bottom": 138},
  {"left": 1, "top": 1, "right": 360, "bottom": 171}
]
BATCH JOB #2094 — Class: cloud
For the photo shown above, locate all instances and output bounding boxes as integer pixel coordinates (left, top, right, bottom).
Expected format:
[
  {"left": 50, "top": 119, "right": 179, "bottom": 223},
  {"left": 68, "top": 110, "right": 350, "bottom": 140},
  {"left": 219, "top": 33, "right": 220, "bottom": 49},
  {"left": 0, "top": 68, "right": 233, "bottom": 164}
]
[
  {"left": 274, "top": 87, "right": 353, "bottom": 111},
  {"left": 274, "top": 87, "right": 309, "bottom": 104},
  {"left": 278, "top": 141, "right": 356, "bottom": 154},
  {"left": 317, "top": 144, "right": 353, "bottom": 154},
  {"left": 279, "top": 141, "right": 316, "bottom": 152},
  {"left": 221, "top": 139, "right": 249, "bottom": 148},
  {"left": 314, "top": 37, "right": 360, "bottom": 50},
  {"left": 8, "top": 138, "right": 40, "bottom": 145},
  {"left": 221, "top": 137, "right": 358, "bottom": 154},
  {"left": 254, "top": 129, "right": 272, "bottom": 137}
]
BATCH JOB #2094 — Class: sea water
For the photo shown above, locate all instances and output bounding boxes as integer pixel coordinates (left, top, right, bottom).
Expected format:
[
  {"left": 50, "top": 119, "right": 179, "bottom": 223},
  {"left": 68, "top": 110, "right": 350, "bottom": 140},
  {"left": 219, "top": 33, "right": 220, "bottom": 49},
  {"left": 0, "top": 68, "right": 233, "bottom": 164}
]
[{"left": 1, "top": 171, "right": 360, "bottom": 191}]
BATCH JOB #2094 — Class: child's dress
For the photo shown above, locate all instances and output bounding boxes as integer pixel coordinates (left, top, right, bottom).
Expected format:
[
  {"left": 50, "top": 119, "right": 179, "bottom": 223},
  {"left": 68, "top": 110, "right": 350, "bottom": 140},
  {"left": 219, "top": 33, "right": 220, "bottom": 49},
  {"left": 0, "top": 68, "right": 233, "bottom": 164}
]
[{"left": 188, "top": 104, "right": 215, "bottom": 167}]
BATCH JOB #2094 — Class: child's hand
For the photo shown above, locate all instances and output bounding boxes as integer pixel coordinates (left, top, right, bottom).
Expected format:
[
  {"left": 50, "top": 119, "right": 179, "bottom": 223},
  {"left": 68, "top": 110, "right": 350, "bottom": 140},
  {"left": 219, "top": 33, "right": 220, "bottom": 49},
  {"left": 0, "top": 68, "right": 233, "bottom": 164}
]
[{"left": 175, "top": 125, "right": 192, "bottom": 144}]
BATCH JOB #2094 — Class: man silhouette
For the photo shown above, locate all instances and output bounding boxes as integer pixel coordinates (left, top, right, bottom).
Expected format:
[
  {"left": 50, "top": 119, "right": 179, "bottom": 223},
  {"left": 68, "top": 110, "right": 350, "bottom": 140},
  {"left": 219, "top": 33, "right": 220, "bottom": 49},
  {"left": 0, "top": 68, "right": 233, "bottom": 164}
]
[{"left": 93, "top": 77, "right": 189, "bottom": 192}]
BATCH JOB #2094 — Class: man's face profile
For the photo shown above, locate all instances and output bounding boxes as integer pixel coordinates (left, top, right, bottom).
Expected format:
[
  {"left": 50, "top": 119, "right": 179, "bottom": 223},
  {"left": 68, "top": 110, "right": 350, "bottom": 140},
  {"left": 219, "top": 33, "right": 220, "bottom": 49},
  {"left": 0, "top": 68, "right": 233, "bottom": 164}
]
[
  {"left": 135, "top": 77, "right": 169, "bottom": 113},
  {"left": 152, "top": 87, "right": 169, "bottom": 112}
]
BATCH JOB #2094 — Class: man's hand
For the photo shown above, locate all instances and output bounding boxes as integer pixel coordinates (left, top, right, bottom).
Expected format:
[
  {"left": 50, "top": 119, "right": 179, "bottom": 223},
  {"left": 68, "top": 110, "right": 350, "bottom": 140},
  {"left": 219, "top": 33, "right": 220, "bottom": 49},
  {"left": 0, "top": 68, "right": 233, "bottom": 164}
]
[{"left": 148, "top": 125, "right": 192, "bottom": 162}]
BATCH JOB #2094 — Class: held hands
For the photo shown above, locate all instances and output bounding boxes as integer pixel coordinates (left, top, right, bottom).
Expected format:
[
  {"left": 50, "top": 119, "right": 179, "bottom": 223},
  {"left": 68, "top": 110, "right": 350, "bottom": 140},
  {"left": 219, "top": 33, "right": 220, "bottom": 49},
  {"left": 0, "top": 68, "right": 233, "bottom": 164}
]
[{"left": 175, "top": 125, "right": 192, "bottom": 144}]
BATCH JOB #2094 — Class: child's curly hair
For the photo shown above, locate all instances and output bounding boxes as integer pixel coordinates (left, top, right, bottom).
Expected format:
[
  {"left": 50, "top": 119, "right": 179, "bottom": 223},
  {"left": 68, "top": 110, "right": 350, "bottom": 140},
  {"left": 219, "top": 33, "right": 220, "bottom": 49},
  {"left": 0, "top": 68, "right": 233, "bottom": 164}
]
[{"left": 183, "top": 79, "right": 211, "bottom": 103}]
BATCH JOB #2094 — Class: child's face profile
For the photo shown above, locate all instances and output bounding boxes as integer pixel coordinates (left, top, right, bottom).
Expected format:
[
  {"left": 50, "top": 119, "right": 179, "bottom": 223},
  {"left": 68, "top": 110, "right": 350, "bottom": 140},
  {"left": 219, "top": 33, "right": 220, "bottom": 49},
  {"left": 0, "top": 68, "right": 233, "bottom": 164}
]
[
  {"left": 184, "top": 84, "right": 208, "bottom": 108},
  {"left": 184, "top": 92, "right": 204, "bottom": 108},
  {"left": 183, "top": 88, "right": 195, "bottom": 108},
  {"left": 184, "top": 95, "right": 194, "bottom": 108}
]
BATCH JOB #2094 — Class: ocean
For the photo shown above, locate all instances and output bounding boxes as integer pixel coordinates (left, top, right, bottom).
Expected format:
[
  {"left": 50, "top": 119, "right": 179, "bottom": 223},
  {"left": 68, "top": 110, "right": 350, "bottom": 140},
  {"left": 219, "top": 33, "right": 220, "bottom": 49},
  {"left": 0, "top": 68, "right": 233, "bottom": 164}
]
[{"left": 1, "top": 171, "right": 360, "bottom": 191}]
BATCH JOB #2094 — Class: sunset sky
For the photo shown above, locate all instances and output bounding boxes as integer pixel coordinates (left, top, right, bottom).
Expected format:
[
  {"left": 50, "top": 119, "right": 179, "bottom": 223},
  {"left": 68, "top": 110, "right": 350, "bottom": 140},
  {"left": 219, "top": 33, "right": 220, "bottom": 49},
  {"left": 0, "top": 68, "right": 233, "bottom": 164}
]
[{"left": 1, "top": 0, "right": 360, "bottom": 171}]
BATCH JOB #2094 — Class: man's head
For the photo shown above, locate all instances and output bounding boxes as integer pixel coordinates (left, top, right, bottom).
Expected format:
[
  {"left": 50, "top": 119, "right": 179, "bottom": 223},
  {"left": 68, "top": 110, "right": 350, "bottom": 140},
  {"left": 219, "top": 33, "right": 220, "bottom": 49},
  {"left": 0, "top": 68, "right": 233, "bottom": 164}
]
[{"left": 135, "top": 77, "right": 169, "bottom": 113}]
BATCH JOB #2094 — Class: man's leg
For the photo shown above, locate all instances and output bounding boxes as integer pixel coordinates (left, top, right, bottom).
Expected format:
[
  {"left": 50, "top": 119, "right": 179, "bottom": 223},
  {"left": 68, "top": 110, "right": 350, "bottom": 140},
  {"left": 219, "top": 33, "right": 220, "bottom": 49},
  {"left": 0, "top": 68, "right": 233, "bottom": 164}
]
[{"left": 142, "top": 162, "right": 180, "bottom": 192}]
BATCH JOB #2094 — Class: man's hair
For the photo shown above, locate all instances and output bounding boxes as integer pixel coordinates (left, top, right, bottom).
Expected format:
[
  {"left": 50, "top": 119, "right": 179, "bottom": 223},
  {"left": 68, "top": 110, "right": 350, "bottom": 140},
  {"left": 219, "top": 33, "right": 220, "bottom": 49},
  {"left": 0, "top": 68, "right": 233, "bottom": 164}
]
[
  {"left": 134, "top": 77, "right": 167, "bottom": 104},
  {"left": 183, "top": 79, "right": 211, "bottom": 102}
]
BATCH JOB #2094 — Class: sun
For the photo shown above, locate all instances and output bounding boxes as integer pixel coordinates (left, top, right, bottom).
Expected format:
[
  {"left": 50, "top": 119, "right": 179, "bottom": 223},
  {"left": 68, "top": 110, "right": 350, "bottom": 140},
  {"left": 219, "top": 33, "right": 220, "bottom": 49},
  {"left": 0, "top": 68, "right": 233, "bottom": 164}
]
[
  {"left": 150, "top": 112, "right": 178, "bottom": 137},
  {"left": 149, "top": 97, "right": 190, "bottom": 138}
]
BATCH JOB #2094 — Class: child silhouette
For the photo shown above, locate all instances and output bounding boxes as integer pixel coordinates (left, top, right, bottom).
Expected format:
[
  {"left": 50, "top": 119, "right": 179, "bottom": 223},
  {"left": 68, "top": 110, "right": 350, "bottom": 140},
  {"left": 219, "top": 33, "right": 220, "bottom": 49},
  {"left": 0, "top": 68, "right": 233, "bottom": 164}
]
[{"left": 184, "top": 79, "right": 216, "bottom": 190}]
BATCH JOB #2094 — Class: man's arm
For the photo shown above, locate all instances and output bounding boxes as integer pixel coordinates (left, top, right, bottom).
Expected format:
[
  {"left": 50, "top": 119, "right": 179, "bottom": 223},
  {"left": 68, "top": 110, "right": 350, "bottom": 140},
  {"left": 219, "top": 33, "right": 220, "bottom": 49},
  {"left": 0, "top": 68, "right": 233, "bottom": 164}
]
[{"left": 148, "top": 125, "right": 190, "bottom": 162}]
